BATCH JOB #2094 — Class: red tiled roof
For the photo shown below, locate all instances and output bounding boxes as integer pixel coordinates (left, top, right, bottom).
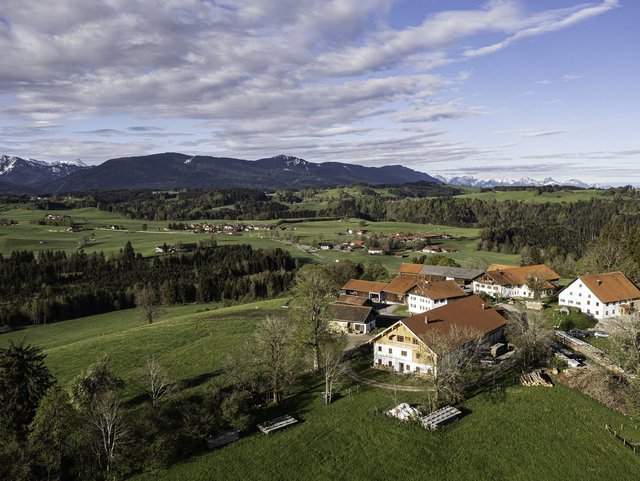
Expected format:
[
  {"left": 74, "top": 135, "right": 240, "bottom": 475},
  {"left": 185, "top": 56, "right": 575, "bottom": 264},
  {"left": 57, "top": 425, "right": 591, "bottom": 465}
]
[
  {"left": 410, "top": 280, "right": 467, "bottom": 300},
  {"left": 484, "top": 264, "right": 560, "bottom": 288},
  {"left": 342, "top": 279, "right": 388, "bottom": 293},
  {"left": 383, "top": 276, "right": 418, "bottom": 294},
  {"left": 398, "top": 263, "right": 423, "bottom": 274},
  {"left": 578, "top": 272, "right": 640, "bottom": 303}
]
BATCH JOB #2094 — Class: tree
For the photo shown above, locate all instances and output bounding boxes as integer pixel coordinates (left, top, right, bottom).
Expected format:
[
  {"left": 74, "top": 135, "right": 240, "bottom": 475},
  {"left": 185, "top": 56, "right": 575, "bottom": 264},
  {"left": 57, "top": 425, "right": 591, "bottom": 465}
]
[
  {"left": 292, "top": 265, "right": 339, "bottom": 371},
  {"left": 505, "top": 311, "right": 552, "bottom": 369},
  {"left": 329, "top": 260, "right": 363, "bottom": 286},
  {"left": 606, "top": 312, "right": 640, "bottom": 375},
  {"left": 0, "top": 341, "right": 54, "bottom": 440},
  {"left": 135, "top": 286, "right": 162, "bottom": 324},
  {"left": 525, "top": 270, "right": 551, "bottom": 300},
  {"left": 28, "top": 387, "right": 79, "bottom": 481},
  {"left": 89, "top": 390, "right": 127, "bottom": 478},
  {"left": 420, "top": 325, "right": 485, "bottom": 412},
  {"left": 253, "top": 316, "right": 301, "bottom": 405},
  {"left": 70, "top": 356, "right": 124, "bottom": 409},
  {"left": 139, "top": 355, "right": 177, "bottom": 407},
  {"left": 361, "top": 261, "right": 388, "bottom": 281},
  {"left": 320, "top": 343, "right": 348, "bottom": 405}
]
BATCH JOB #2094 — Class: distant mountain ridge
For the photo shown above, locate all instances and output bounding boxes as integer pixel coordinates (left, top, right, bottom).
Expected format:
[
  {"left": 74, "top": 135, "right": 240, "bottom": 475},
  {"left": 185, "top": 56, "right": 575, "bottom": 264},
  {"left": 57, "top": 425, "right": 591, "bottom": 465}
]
[
  {"left": 0, "top": 155, "right": 88, "bottom": 191},
  {"left": 40, "top": 153, "right": 441, "bottom": 192},
  {"left": 434, "top": 174, "right": 603, "bottom": 189}
]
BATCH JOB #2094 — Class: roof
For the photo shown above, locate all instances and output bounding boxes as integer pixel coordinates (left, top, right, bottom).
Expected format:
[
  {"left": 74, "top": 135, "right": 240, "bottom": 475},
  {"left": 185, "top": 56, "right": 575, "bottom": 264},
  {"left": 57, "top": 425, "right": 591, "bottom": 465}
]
[
  {"left": 418, "top": 265, "right": 484, "bottom": 281},
  {"left": 331, "top": 304, "right": 374, "bottom": 324},
  {"left": 486, "top": 263, "right": 516, "bottom": 271},
  {"left": 336, "top": 295, "right": 371, "bottom": 306},
  {"left": 483, "top": 264, "right": 560, "bottom": 288},
  {"left": 409, "top": 280, "right": 467, "bottom": 301},
  {"left": 342, "top": 279, "right": 388, "bottom": 293},
  {"left": 383, "top": 276, "right": 418, "bottom": 294},
  {"left": 398, "top": 263, "right": 424, "bottom": 274},
  {"left": 371, "top": 295, "right": 506, "bottom": 350},
  {"left": 576, "top": 272, "right": 640, "bottom": 303}
]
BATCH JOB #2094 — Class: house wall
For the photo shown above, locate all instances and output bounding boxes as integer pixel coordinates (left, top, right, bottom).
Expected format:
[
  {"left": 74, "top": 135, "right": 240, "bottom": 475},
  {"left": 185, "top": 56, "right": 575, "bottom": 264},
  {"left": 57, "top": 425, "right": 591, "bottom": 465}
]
[
  {"left": 558, "top": 280, "right": 637, "bottom": 319},
  {"left": 472, "top": 281, "right": 551, "bottom": 299},
  {"left": 372, "top": 324, "right": 435, "bottom": 375},
  {"left": 407, "top": 294, "right": 451, "bottom": 313},
  {"left": 330, "top": 319, "right": 376, "bottom": 334}
]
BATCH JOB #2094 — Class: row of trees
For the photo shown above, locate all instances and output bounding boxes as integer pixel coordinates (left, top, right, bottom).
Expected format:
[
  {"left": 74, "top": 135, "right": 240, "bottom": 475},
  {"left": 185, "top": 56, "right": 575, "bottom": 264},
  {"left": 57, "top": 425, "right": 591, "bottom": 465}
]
[{"left": 0, "top": 242, "right": 297, "bottom": 329}]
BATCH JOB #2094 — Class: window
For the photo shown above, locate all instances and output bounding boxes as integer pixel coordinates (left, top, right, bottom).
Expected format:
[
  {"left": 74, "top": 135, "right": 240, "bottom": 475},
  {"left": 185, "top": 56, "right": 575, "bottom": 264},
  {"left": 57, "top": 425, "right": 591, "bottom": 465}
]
[
  {"left": 412, "top": 338, "right": 419, "bottom": 345},
  {"left": 388, "top": 361, "right": 392, "bottom": 367},
  {"left": 401, "top": 350, "right": 407, "bottom": 357},
  {"left": 405, "top": 364, "right": 411, "bottom": 371},
  {"left": 377, "top": 359, "right": 381, "bottom": 365},
  {"left": 587, "top": 301, "right": 590, "bottom": 305},
  {"left": 605, "top": 311, "right": 609, "bottom": 316},
  {"left": 596, "top": 302, "right": 600, "bottom": 306},
  {"left": 415, "top": 353, "right": 421, "bottom": 359},
  {"left": 378, "top": 346, "right": 382, "bottom": 352},
  {"left": 415, "top": 367, "right": 421, "bottom": 373},
  {"left": 397, "top": 335, "right": 404, "bottom": 342},
  {"left": 588, "top": 294, "right": 591, "bottom": 298},
  {"left": 388, "top": 348, "right": 392, "bottom": 354}
]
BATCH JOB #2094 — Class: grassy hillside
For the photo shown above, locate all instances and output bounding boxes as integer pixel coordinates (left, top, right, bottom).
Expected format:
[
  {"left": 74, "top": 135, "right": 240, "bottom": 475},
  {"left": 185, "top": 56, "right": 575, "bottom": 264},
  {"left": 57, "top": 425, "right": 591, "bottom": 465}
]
[
  {"left": 0, "top": 299, "right": 286, "bottom": 398},
  {"left": 130, "top": 383, "right": 639, "bottom": 481},
  {"left": 2, "top": 297, "right": 639, "bottom": 481},
  {"left": 456, "top": 189, "right": 607, "bottom": 203}
]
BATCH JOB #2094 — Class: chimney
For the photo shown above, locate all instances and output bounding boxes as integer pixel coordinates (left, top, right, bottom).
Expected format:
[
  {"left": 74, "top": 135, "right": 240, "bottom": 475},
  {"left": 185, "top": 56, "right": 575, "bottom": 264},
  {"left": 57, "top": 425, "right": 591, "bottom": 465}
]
[
  {"left": 424, "top": 315, "right": 430, "bottom": 324},
  {"left": 597, "top": 279, "right": 602, "bottom": 285}
]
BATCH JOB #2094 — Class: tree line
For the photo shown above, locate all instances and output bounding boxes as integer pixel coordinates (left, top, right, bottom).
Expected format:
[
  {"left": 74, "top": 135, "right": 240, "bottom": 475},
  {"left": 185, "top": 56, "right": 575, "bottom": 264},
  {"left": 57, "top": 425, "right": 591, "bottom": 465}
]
[{"left": 0, "top": 242, "right": 297, "bottom": 329}]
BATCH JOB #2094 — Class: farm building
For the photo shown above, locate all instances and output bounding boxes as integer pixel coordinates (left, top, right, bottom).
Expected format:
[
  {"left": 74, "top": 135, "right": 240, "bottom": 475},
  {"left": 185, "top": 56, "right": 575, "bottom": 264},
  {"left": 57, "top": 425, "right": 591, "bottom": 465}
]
[
  {"left": 330, "top": 304, "right": 377, "bottom": 333},
  {"left": 407, "top": 280, "right": 467, "bottom": 314},
  {"left": 341, "top": 279, "right": 388, "bottom": 302},
  {"left": 382, "top": 277, "right": 418, "bottom": 304},
  {"left": 472, "top": 264, "right": 560, "bottom": 299},
  {"left": 370, "top": 295, "right": 506, "bottom": 376},
  {"left": 558, "top": 271, "right": 640, "bottom": 319}
]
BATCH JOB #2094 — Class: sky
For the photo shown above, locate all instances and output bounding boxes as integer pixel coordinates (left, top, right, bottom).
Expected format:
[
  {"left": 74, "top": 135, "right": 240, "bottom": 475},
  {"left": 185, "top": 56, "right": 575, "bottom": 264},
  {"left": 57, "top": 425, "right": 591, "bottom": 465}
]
[{"left": 0, "top": 0, "right": 638, "bottom": 184}]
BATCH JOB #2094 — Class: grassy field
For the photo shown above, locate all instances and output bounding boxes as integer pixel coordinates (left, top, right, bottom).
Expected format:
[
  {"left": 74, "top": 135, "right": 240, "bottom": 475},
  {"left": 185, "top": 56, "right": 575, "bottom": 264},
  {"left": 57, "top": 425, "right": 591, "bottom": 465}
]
[
  {"left": 457, "top": 189, "right": 608, "bottom": 203},
  {"left": 0, "top": 299, "right": 287, "bottom": 398},
  {"left": 3, "top": 297, "right": 639, "bottom": 480},
  {"left": 129, "top": 383, "right": 640, "bottom": 481},
  {"left": 0, "top": 206, "right": 520, "bottom": 272}
]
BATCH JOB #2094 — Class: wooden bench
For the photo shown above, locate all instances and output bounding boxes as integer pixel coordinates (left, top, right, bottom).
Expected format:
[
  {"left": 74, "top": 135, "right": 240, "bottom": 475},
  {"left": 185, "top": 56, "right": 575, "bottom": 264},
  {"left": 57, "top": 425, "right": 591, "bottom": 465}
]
[{"left": 257, "top": 415, "right": 298, "bottom": 434}]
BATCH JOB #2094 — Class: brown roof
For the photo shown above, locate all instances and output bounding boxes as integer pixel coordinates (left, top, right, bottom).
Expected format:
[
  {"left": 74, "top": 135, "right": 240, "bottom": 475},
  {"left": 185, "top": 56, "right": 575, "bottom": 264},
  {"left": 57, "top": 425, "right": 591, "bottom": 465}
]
[
  {"left": 342, "top": 279, "right": 388, "bottom": 293},
  {"left": 336, "top": 295, "right": 371, "bottom": 306},
  {"left": 398, "top": 263, "right": 424, "bottom": 274},
  {"left": 350, "top": 239, "right": 365, "bottom": 247},
  {"left": 410, "top": 280, "right": 467, "bottom": 301},
  {"left": 577, "top": 272, "right": 640, "bottom": 303},
  {"left": 383, "top": 276, "right": 418, "bottom": 294},
  {"left": 371, "top": 295, "right": 506, "bottom": 350},
  {"left": 486, "top": 263, "right": 516, "bottom": 271},
  {"left": 485, "top": 264, "right": 560, "bottom": 288},
  {"left": 331, "top": 304, "right": 375, "bottom": 324}
]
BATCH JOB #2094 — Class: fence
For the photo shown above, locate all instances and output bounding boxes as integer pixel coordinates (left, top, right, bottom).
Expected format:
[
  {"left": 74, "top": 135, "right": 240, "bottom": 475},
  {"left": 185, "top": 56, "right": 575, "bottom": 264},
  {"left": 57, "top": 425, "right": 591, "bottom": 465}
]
[{"left": 605, "top": 424, "right": 640, "bottom": 454}]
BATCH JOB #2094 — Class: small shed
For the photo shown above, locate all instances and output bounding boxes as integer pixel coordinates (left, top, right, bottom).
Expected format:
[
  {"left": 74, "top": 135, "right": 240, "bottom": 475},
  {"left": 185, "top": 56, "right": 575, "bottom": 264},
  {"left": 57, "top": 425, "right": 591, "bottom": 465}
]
[{"left": 421, "top": 406, "right": 462, "bottom": 430}]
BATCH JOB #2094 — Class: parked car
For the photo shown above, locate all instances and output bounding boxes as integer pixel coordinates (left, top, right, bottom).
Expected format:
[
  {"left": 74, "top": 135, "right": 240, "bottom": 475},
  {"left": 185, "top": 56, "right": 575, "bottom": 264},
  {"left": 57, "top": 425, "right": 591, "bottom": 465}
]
[
  {"left": 568, "top": 328, "right": 587, "bottom": 338},
  {"left": 592, "top": 330, "right": 610, "bottom": 338}
]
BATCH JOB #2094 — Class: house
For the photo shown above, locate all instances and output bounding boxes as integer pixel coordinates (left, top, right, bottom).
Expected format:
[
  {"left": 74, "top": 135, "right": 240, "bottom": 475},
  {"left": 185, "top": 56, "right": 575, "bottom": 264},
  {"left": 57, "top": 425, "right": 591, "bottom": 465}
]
[
  {"left": 341, "top": 279, "right": 388, "bottom": 302},
  {"left": 370, "top": 295, "right": 506, "bottom": 376},
  {"left": 349, "top": 239, "right": 365, "bottom": 249},
  {"left": 382, "top": 277, "right": 418, "bottom": 304},
  {"left": 330, "top": 304, "right": 376, "bottom": 333},
  {"left": 407, "top": 280, "right": 467, "bottom": 313},
  {"left": 398, "top": 263, "right": 424, "bottom": 277},
  {"left": 317, "top": 242, "right": 335, "bottom": 251},
  {"left": 472, "top": 264, "right": 560, "bottom": 299},
  {"left": 558, "top": 271, "right": 640, "bottom": 319}
]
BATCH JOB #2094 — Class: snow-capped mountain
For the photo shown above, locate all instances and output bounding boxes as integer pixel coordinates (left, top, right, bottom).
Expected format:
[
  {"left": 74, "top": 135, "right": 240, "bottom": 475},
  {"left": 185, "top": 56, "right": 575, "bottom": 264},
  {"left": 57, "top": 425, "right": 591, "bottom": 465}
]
[
  {"left": 434, "top": 174, "right": 597, "bottom": 189},
  {"left": 0, "top": 155, "right": 88, "bottom": 187}
]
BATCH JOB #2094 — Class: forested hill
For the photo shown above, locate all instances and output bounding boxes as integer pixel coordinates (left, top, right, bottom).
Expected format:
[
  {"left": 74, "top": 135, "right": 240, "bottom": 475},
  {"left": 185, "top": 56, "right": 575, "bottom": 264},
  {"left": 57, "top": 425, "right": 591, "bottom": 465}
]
[{"left": 41, "top": 153, "right": 440, "bottom": 192}]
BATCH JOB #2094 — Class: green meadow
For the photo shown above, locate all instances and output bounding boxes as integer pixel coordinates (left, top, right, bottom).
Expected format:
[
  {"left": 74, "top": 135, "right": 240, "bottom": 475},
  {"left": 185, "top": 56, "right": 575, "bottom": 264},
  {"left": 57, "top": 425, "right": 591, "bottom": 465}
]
[
  {"left": 456, "top": 189, "right": 608, "bottom": 203},
  {"left": 0, "top": 206, "right": 520, "bottom": 270}
]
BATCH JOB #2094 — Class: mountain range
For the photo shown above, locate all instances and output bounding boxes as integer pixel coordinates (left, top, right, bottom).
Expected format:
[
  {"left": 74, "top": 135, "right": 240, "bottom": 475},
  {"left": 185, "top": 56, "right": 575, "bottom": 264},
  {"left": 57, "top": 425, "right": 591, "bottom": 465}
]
[
  {"left": 0, "top": 153, "right": 440, "bottom": 193},
  {"left": 433, "top": 174, "right": 602, "bottom": 189},
  {"left": 0, "top": 152, "right": 603, "bottom": 194}
]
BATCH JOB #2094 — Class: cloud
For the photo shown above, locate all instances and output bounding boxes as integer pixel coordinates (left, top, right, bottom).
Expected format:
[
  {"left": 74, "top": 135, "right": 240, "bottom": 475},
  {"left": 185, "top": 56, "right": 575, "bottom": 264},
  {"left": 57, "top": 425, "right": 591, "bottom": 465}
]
[
  {"left": 521, "top": 130, "right": 565, "bottom": 138},
  {"left": 562, "top": 74, "right": 583, "bottom": 82}
]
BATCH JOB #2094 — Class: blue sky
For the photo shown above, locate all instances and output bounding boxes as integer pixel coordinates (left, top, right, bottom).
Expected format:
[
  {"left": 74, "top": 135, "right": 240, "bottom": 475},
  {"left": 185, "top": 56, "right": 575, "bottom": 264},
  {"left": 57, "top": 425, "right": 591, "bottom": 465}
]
[{"left": 0, "top": 0, "right": 637, "bottom": 184}]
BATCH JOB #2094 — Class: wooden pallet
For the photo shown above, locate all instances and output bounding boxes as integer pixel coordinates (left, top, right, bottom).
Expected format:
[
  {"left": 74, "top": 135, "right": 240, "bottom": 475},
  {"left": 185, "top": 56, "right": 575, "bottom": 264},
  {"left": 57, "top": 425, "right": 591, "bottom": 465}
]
[
  {"left": 520, "top": 370, "right": 553, "bottom": 387},
  {"left": 257, "top": 415, "right": 298, "bottom": 434},
  {"left": 421, "top": 406, "right": 461, "bottom": 430}
]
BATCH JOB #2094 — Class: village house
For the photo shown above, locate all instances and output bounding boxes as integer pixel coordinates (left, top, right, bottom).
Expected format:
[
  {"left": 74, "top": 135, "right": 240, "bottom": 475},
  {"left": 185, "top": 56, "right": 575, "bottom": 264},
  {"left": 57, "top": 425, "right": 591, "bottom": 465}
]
[
  {"left": 407, "top": 280, "right": 467, "bottom": 313},
  {"left": 330, "top": 303, "right": 377, "bottom": 334},
  {"left": 472, "top": 264, "right": 560, "bottom": 299},
  {"left": 382, "top": 277, "right": 418, "bottom": 304},
  {"left": 558, "top": 271, "right": 640, "bottom": 319},
  {"left": 349, "top": 239, "right": 365, "bottom": 249},
  {"left": 340, "top": 279, "right": 388, "bottom": 302},
  {"left": 370, "top": 295, "right": 506, "bottom": 376},
  {"left": 335, "top": 295, "right": 373, "bottom": 307}
]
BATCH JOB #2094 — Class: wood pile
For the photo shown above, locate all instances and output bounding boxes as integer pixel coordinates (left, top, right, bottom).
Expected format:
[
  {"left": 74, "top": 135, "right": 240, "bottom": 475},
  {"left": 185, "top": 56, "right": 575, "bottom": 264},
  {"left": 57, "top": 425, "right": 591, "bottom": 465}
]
[
  {"left": 257, "top": 415, "right": 298, "bottom": 434},
  {"left": 520, "top": 370, "right": 553, "bottom": 387}
]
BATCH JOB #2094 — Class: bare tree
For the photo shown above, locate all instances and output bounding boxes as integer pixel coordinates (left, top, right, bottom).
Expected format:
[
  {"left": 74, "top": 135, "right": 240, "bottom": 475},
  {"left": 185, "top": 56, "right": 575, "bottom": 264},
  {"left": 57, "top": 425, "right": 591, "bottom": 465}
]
[
  {"left": 607, "top": 312, "right": 640, "bottom": 375},
  {"left": 135, "top": 286, "right": 162, "bottom": 324},
  {"left": 525, "top": 270, "right": 551, "bottom": 300},
  {"left": 292, "top": 265, "right": 339, "bottom": 371},
  {"left": 254, "top": 316, "right": 301, "bottom": 405},
  {"left": 321, "top": 343, "right": 348, "bottom": 404},
  {"left": 506, "top": 311, "right": 552, "bottom": 369},
  {"left": 89, "top": 390, "right": 127, "bottom": 479},
  {"left": 140, "top": 355, "right": 177, "bottom": 407},
  {"left": 420, "top": 325, "right": 486, "bottom": 412}
]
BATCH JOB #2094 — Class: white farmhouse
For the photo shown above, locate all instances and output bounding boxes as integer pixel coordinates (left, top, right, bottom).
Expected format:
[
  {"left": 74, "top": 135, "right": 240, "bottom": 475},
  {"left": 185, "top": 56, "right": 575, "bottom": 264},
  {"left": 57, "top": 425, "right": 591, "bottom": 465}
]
[
  {"left": 472, "top": 264, "right": 560, "bottom": 299},
  {"left": 558, "top": 271, "right": 640, "bottom": 319},
  {"left": 407, "top": 280, "right": 467, "bottom": 314}
]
